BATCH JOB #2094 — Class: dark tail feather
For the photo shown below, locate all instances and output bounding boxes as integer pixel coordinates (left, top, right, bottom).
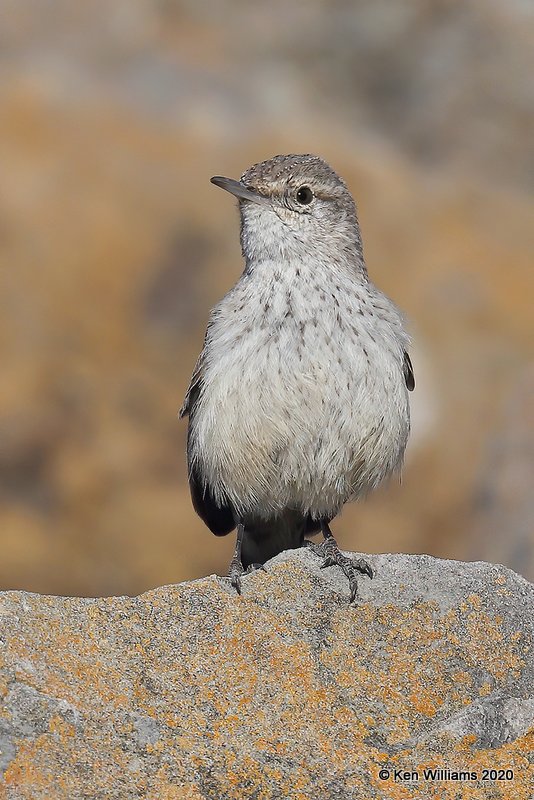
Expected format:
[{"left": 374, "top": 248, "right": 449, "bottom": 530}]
[{"left": 241, "top": 511, "right": 308, "bottom": 568}]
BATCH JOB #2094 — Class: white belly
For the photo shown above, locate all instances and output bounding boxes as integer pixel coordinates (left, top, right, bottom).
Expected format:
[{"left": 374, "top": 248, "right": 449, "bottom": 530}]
[{"left": 188, "top": 268, "right": 410, "bottom": 521}]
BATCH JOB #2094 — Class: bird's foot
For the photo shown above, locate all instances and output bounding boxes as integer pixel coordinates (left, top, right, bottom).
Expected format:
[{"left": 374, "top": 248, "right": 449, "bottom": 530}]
[
  {"left": 307, "top": 536, "right": 373, "bottom": 603},
  {"left": 227, "top": 559, "right": 266, "bottom": 595}
]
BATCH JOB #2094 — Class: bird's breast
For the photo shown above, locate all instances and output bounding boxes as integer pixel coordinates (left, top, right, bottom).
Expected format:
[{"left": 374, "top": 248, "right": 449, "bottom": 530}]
[{"left": 190, "top": 265, "right": 410, "bottom": 517}]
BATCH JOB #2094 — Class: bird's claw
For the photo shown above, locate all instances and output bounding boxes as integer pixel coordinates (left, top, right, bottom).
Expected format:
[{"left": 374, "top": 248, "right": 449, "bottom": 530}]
[
  {"left": 313, "top": 536, "right": 373, "bottom": 603},
  {"left": 320, "top": 556, "right": 337, "bottom": 569},
  {"left": 229, "top": 559, "right": 244, "bottom": 594},
  {"left": 228, "top": 560, "right": 266, "bottom": 595},
  {"left": 353, "top": 558, "right": 374, "bottom": 580}
]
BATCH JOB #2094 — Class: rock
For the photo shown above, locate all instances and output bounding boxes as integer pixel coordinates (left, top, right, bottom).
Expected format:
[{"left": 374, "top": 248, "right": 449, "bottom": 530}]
[{"left": 0, "top": 549, "right": 533, "bottom": 799}]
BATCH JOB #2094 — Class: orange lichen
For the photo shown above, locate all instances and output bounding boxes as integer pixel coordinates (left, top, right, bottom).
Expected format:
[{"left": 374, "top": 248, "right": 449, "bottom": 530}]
[{"left": 0, "top": 558, "right": 532, "bottom": 799}]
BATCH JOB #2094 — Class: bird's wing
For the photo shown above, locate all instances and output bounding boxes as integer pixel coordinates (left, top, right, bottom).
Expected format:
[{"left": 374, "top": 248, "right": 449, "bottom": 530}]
[
  {"left": 179, "top": 351, "right": 205, "bottom": 418},
  {"left": 180, "top": 345, "right": 236, "bottom": 536},
  {"left": 188, "top": 459, "right": 236, "bottom": 536},
  {"left": 403, "top": 351, "right": 415, "bottom": 392}
]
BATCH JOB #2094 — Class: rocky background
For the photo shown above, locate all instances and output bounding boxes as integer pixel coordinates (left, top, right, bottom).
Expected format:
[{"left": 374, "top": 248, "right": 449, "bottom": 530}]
[
  {"left": 0, "top": 0, "right": 533, "bottom": 597},
  {"left": 0, "top": 551, "right": 533, "bottom": 799}
]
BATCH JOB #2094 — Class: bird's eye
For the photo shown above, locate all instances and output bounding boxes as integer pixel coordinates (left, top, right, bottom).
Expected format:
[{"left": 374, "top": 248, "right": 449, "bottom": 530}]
[{"left": 296, "top": 186, "right": 314, "bottom": 205}]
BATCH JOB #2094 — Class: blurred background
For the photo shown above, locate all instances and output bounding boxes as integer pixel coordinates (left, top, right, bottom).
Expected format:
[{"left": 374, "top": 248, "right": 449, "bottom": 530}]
[{"left": 0, "top": 0, "right": 533, "bottom": 596}]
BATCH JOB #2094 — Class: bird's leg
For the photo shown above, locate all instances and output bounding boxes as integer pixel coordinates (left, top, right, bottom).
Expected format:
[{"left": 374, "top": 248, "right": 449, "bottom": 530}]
[
  {"left": 227, "top": 522, "right": 266, "bottom": 595},
  {"left": 228, "top": 522, "right": 246, "bottom": 594},
  {"left": 310, "top": 522, "right": 373, "bottom": 603}
]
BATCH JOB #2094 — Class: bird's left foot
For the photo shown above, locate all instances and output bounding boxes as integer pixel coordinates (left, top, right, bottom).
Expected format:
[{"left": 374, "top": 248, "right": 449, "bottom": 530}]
[
  {"left": 228, "top": 558, "right": 266, "bottom": 595},
  {"left": 307, "top": 531, "right": 373, "bottom": 603}
]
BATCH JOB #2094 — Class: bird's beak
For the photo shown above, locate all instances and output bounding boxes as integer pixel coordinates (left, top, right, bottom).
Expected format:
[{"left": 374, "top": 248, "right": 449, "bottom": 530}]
[{"left": 210, "top": 176, "right": 269, "bottom": 206}]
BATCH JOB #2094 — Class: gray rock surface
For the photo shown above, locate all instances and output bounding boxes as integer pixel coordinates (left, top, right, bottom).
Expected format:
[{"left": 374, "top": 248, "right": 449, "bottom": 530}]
[{"left": 0, "top": 549, "right": 533, "bottom": 799}]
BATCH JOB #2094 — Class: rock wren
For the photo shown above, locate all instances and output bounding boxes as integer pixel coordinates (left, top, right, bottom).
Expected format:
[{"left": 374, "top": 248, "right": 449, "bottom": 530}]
[{"left": 180, "top": 154, "right": 415, "bottom": 601}]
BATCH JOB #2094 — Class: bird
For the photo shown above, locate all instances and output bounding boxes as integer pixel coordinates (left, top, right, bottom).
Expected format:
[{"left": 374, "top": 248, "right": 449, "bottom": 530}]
[{"left": 180, "top": 154, "right": 414, "bottom": 602}]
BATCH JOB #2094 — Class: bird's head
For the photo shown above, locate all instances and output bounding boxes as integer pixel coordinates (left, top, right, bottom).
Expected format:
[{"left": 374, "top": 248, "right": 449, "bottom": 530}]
[{"left": 211, "top": 154, "right": 365, "bottom": 273}]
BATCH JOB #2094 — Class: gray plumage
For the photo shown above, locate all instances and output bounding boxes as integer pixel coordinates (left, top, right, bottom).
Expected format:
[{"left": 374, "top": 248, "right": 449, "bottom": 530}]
[{"left": 180, "top": 154, "right": 414, "bottom": 593}]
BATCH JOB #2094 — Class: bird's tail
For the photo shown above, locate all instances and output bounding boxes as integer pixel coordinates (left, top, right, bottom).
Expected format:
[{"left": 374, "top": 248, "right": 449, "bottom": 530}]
[{"left": 241, "top": 510, "right": 308, "bottom": 567}]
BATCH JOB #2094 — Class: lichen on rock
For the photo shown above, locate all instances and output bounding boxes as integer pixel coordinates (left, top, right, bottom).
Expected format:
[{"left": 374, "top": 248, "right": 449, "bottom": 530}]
[{"left": 0, "top": 550, "right": 533, "bottom": 799}]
